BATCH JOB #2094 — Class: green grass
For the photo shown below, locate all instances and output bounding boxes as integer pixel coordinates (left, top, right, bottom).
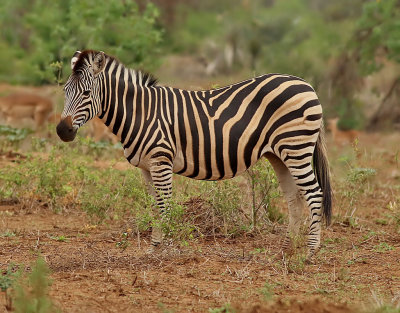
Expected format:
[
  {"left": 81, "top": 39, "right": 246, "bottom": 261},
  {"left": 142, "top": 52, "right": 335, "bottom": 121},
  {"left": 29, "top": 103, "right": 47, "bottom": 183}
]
[{"left": 0, "top": 130, "right": 284, "bottom": 244}]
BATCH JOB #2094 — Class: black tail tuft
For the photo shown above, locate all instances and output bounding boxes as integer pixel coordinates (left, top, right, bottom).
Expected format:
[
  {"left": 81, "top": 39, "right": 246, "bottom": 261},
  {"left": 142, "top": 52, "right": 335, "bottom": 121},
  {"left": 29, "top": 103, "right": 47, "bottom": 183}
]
[{"left": 313, "top": 123, "right": 332, "bottom": 226}]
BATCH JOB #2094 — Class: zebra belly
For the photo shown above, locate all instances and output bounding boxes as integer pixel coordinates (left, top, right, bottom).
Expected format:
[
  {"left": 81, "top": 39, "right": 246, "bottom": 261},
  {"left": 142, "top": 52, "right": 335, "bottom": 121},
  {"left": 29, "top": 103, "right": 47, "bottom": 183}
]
[{"left": 172, "top": 143, "right": 270, "bottom": 181}]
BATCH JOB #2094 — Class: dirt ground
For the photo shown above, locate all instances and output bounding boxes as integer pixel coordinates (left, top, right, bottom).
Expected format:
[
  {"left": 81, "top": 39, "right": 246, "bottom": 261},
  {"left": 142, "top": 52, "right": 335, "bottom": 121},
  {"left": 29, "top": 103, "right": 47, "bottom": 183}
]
[{"left": 1, "top": 133, "right": 400, "bottom": 313}]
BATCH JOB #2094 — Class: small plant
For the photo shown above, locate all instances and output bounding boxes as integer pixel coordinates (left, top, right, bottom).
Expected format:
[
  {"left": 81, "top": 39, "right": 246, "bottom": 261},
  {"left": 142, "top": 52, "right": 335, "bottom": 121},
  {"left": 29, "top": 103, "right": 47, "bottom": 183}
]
[
  {"left": 0, "top": 230, "right": 16, "bottom": 238},
  {"left": 50, "top": 61, "right": 63, "bottom": 85},
  {"left": 0, "top": 263, "right": 21, "bottom": 311},
  {"left": 250, "top": 247, "right": 266, "bottom": 255},
  {"left": 337, "top": 162, "right": 377, "bottom": 226},
  {"left": 209, "top": 303, "right": 236, "bottom": 313},
  {"left": 314, "top": 287, "right": 329, "bottom": 295},
  {"left": 78, "top": 136, "right": 113, "bottom": 158},
  {"left": 342, "top": 167, "right": 376, "bottom": 209},
  {"left": 30, "top": 153, "right": 71, "bottom": 209},
  {"left": 375, "top": 218, "right": 389, "bottom": 226},
  {"left": 344, "top": 215, "right": 358, "bottom": 228},
  {"left": 0, "top": 164, "right": 28, "bottom": 199},
  {"left": 12, "top": 257, "right": 59, "bottom": 313},
  {"left": 337, "top": 267, "right": 351, "bottom": 282},
  {"left": 386, "top": 201, "right": 400, "bottom": 231},
  {"left": 347, "top": 167, "right": 376, "bottom": 186},
  {"left": 116, "top": 229, "right": 132, "bottom": 251},
  {"left": 0, "top": 125, "right": 33, "bottom": 149},
  {"left": 0, "top": 263, "right": 20, "bottom": 292},
  {"left": 50, "top": 235, "right": 68, "bottom": 242},
  {"left": 373, "top": 242, "right": 395, "bottom": 253},
  {"left": 258, "top": 281, "right": 274, "bottom": 301},
  {"left": 79, "top": 165, "right": 152, "bottom": 223},
  {"left": 163, "top": 200, "right": 196, "bottom": 243},
  {"left": 246, "top": 161, "right": 282, "bottom": 227},
  {"left": 286, "top": 253, "right": 307, "bottom": 274},
  {"left": 361, "top": 231, "right": 377, "bottom": 242},
  {"left": 203, "top": 179, "right": 244, "bottom": 236}
]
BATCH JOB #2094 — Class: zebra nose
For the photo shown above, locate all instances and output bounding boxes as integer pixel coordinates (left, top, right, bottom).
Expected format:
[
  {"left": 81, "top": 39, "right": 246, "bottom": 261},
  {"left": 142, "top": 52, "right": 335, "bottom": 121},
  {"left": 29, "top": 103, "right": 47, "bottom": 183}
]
[{"left": 56, "top": 116, "right": 77, "bottom": 142}]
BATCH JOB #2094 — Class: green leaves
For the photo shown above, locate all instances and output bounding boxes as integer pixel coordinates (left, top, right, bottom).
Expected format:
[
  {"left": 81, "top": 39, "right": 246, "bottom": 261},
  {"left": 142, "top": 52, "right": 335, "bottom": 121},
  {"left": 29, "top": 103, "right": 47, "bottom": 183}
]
[
  {"left": 0, "top": 0, "right": 163, "bottom": 84},
  {"left": 13, "top": 257, "right": 59, "bottom": 313},
  {"left": 355, "top": 0, "right": 400, "bottom": 75},
  {"left": 0, "top": 125, "right": 33, "bottom": 148}
]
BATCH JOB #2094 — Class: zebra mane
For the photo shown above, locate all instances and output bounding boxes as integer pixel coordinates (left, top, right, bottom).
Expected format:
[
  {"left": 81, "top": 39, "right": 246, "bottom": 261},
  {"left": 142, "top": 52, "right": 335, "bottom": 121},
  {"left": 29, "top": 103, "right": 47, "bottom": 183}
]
[
  {"left": 133, "top": 70, "right": 158, "bottom": 87},
  {"left": 72, "top": 50, "right": 158, "bottom": 87}
]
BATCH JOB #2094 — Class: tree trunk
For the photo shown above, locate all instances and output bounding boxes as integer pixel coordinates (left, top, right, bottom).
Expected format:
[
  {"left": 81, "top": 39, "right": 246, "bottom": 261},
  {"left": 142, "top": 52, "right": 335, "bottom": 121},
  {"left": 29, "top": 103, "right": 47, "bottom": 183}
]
[{"left": 368, "top": 76, "right": 400, "bottom": 131}]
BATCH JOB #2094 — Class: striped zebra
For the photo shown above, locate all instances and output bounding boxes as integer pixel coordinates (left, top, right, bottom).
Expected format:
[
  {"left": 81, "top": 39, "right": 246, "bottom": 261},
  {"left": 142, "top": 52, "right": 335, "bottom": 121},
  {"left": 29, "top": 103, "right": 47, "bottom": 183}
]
[{"left": 57, "top": 50, "right": 332, "bottom": 259}]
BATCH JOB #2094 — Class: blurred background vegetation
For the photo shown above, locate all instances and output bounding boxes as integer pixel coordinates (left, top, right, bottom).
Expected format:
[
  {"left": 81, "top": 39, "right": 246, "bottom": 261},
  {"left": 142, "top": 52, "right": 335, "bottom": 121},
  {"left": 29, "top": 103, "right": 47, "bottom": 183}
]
[{"left": 0, "top": 0, "right": 400, "bottom": 130}]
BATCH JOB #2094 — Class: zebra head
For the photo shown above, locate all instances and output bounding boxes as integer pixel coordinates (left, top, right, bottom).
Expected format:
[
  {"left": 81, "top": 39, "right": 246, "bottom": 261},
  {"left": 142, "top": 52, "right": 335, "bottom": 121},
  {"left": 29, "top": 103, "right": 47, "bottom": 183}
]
[{"left": 57, "top": 50, "right": 106, "bottom": 142}]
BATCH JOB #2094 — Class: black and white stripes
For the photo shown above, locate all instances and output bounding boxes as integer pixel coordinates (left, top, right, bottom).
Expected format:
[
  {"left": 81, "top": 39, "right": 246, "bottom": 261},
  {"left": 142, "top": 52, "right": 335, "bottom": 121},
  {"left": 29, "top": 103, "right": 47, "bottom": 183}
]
[{"left": 57, "top": 50, "right": 332, "bottom": 258}]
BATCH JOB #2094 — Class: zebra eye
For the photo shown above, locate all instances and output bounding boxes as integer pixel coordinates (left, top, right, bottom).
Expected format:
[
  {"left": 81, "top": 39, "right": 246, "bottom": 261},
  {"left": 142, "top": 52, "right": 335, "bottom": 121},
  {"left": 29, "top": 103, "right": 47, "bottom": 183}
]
[{"left": 82, "top": 90, "right": 91, "bottom": 97}]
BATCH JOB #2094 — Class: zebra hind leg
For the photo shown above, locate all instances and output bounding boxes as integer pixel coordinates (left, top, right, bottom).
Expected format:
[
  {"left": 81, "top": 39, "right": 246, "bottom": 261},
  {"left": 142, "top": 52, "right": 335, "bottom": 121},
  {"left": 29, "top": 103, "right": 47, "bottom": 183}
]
[
  {"left": 265, "top": 153, "right": 303, "bottom": 254},
  {"left": 286, "top": 162, "right": 324, "bottom": 261}
]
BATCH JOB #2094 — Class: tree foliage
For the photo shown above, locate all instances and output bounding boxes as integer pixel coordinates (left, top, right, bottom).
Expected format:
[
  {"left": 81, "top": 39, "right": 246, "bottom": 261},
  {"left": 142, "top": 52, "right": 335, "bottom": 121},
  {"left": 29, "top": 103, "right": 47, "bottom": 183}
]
[
  {"left": 0, "top": 0, "right": 163, "bottom": 85},
  {"left": 354, "top": 0, "right": 400, "bottom": 75},
  {"left": 351, "top": 0, "right": 400, "bottom": 129}
]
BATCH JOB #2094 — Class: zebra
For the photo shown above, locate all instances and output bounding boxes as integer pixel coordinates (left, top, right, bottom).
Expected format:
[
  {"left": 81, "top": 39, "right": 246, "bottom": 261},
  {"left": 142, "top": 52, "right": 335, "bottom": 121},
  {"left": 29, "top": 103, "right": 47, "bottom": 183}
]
[{"left": 57, "top": 50, "right": 332, "bottom": 260}]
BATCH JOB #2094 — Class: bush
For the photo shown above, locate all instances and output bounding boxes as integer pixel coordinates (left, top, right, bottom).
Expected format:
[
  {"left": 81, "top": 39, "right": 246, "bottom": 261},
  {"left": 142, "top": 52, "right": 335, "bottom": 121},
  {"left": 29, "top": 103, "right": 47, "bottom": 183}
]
[
  {"left": 0, "top": 133, "right": 283, "bottom": 243},
  {"left": 0, "top": 0, "right": 163, "bottom": 85},
  {"left": 12, "top": 257, "right": 59, "bottom": 313}
]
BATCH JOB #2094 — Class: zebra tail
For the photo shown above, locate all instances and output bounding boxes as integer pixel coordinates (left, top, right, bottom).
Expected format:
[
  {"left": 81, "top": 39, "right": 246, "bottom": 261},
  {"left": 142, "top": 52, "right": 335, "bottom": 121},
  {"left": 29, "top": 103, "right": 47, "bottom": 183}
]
[{"left": 313, "top": 122, "right": 332, "bottom": 226}]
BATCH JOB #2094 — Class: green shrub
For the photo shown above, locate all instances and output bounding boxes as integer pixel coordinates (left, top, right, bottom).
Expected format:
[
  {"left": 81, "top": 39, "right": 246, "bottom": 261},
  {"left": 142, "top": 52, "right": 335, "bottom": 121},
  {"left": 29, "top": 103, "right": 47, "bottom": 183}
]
[
  {"left": 246, "top": 161, "right": 282, "bottom": 227},
  {"left": 0, "top": 125, "right": 33, "bottom": 150},
  {"left": 0, "top": 263, "right": 21, "bottom": 292},
  {"left": 12, "top": 257, "right": 59, "bottom": 313},
  {"left": 79, "top": 166, "right": 152, "bottom": 222},
  {"left": 0, "top": 0, "right": 163, "bottom": 85},
  {"left": 0, "top": 133, "right": 283, "bottom": 242}
]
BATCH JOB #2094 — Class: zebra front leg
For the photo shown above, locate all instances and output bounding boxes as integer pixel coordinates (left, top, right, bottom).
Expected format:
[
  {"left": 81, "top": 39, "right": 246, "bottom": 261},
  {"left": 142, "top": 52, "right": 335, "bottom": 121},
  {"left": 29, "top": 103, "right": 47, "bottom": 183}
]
[
  {"left": 141, "top": 161, "right": 173, "bottom": 252},
  {"left": 141, "top": 169, "right": 163, "bottom": 251}
]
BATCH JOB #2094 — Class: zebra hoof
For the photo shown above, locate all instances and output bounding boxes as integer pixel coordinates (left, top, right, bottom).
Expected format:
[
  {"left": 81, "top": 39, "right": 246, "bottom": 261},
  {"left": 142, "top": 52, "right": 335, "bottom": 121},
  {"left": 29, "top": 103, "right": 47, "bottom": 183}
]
[
  {"left": 281, "top": 243, "right": 295, "bottom": 256},
  {"left": 146, "top": 242, "right": 162, "bottom": 254},
  {"left": 146, "top": 246, "right": 154, "bottom": 254},
  {"left": 305, "top": 248, "right": 318, "bottom": 264},
  {"left": 305, "top": 257, "right": 315, "bottom": 265},
  {"left": 276, "top": 238, "right": 295, "bottom": 259}
]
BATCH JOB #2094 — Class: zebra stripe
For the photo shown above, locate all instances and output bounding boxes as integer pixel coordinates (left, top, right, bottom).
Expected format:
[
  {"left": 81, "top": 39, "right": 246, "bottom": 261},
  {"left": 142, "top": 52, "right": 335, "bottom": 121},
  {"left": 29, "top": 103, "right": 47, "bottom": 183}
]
[{"left": 58, "top": 50, "right": 332, "bottom": 259}]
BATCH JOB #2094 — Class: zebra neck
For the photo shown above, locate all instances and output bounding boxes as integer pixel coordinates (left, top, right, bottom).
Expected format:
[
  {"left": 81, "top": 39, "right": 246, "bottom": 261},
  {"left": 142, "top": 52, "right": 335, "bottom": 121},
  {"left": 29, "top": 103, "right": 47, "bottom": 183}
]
[{"left": 98, "top": 62, "right": 157, "bottom": 147}]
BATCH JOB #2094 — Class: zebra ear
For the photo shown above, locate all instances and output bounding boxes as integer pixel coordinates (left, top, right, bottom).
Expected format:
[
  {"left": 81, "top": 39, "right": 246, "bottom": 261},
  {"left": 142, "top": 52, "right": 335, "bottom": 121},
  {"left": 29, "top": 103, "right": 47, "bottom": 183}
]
[
  {"left": 71, "top": 51, "right": 81, "bottom": 70},
  {"left": 93, "top": 51, "right": 106, "bottom": 75}
]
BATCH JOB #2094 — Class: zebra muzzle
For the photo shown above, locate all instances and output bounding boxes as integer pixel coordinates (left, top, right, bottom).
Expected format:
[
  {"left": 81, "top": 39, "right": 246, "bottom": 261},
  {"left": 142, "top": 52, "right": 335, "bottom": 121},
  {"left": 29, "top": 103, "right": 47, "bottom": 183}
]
[{"left": 56, "top": 116, "right": 77, "bottom": 142}]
